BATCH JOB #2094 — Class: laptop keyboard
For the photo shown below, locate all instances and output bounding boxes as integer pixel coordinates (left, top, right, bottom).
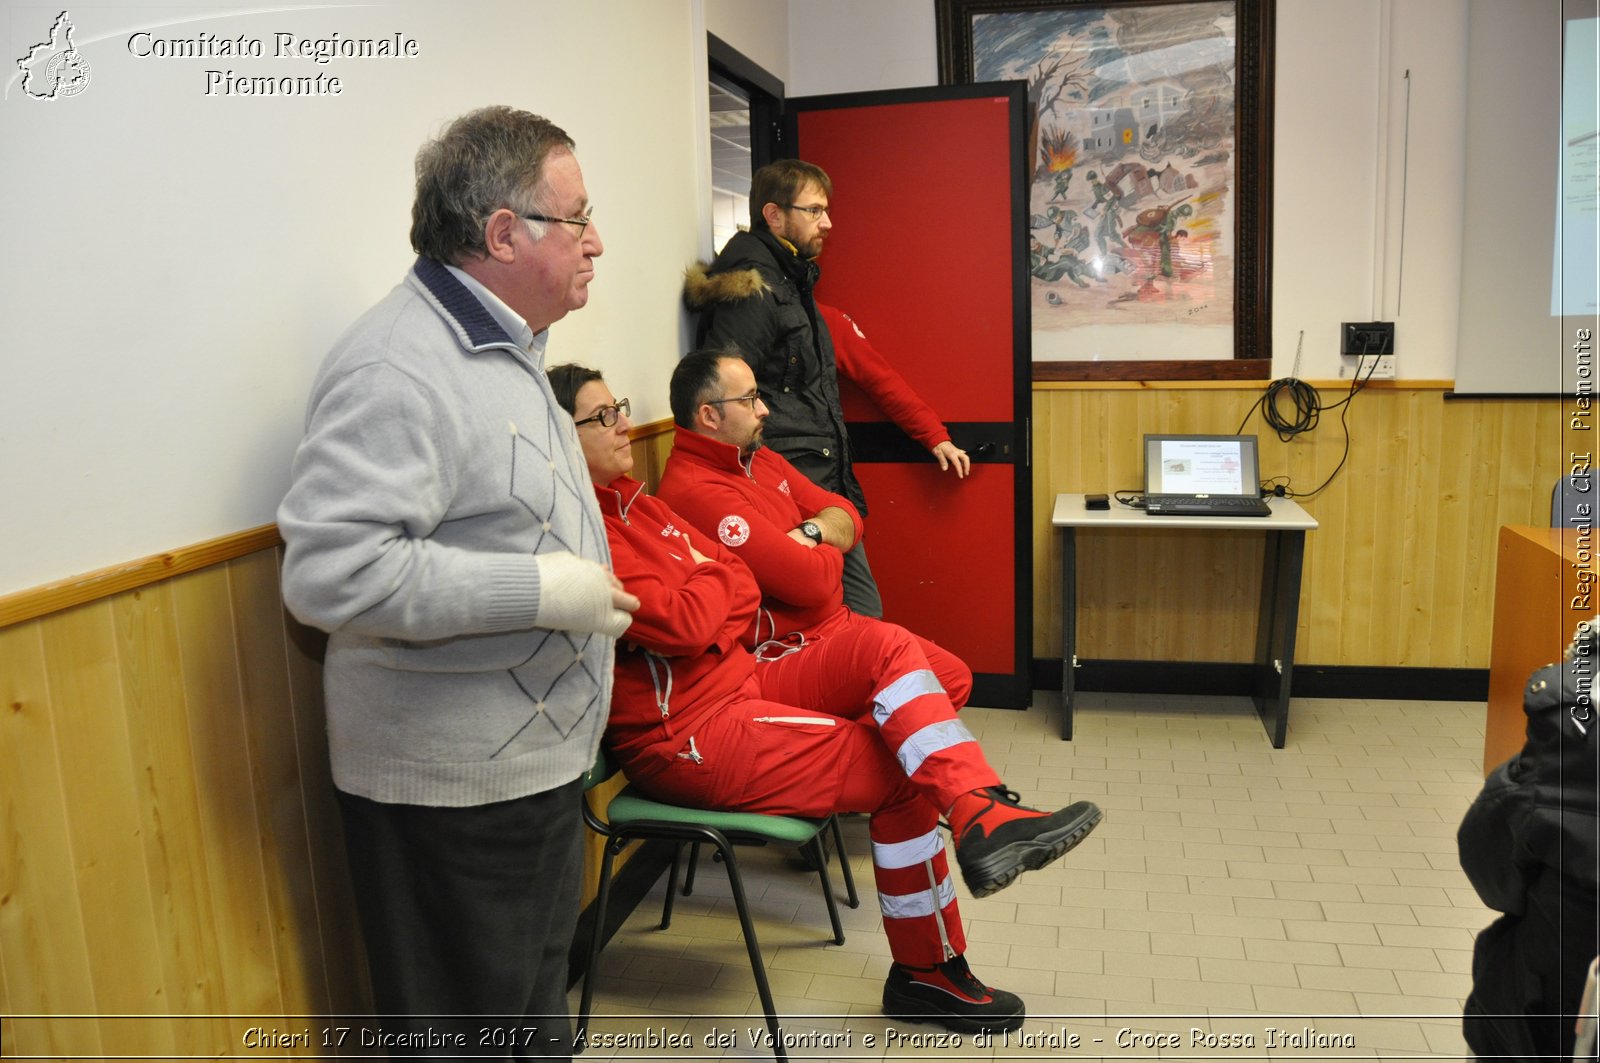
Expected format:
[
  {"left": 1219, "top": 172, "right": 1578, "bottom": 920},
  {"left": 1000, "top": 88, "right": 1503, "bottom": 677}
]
[{"left": 1147, "top": 496, "right": 1272, "bottom": 516}]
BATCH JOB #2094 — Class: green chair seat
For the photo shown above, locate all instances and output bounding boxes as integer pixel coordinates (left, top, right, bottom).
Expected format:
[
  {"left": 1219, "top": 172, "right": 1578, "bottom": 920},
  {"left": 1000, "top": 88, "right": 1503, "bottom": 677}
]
[{"left": 608, "top": 787, "right": 830, "bottom": 845}]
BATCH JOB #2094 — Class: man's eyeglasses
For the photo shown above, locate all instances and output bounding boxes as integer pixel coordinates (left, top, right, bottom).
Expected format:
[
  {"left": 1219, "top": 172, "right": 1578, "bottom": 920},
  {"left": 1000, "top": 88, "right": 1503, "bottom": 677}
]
[
  {"left": 574, "top": 397, "right": 629, "bottom": 428},
  {"left": 783, "top": 203, "right": 829, "bottom": 220},
  {"left": 522, "top": 206, "right": 594, "bottom": 237},
  {"left": 705, "top": 390, "right": 763, "bottom": 412}
]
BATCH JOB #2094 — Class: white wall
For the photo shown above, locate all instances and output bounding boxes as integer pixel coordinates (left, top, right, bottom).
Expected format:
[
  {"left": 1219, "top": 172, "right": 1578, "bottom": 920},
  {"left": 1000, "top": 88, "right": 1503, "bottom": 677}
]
[
  {"left": 707, "top": 0, "right": 792, "bottom": 87},
  {"left": 788, "top": 0, "right": 937, "bottom": 96},
  {"left": 0, "top": 0, "right": 706, "bottom": 597},
  {"left": 788, "top": 0, "right": 1471, "bottom": 382},
  {"left": 1273, "top": 0, "right": 1467, "bottom": 382},
  {"left": 0, "top": 0, "right": 1480, "bottom": 596}
]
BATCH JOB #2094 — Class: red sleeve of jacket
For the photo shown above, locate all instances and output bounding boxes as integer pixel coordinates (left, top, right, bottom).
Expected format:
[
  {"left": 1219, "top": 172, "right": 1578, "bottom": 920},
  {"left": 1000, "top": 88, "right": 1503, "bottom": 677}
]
[
  {"left": 818, "top": 303, "right": 949, "bottom": 451},
  {"left": 661, "top": 453, "right": 851, "bottom": 612},
  {"left": 607, "top": 493, "right": 760, "bottom": 658},
  {"left": 762, "top": 447, "right": 865, "bottom": 548}
]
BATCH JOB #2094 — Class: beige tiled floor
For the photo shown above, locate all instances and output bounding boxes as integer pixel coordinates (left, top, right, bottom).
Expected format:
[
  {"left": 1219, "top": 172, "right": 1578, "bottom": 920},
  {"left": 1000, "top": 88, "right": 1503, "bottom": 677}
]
[{"left": 573, "top": 692, "right": 1494, "bottom": 1060}]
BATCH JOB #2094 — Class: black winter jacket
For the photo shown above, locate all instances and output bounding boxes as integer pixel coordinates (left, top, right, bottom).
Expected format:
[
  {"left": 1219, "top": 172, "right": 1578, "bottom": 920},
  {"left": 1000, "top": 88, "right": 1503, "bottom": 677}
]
[
  {"left": 1459, "top": 640, "right": 1598, "bottom": 1061},
  {"left": 684, "top": 229, "right": 866, "bottom": 513}
]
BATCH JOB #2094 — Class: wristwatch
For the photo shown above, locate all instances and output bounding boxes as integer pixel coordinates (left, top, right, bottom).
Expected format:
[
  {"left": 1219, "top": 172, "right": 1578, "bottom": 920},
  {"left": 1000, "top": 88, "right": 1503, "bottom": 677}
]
[{"left": 800, "top": 521, "right": 823, "bottom": 544}]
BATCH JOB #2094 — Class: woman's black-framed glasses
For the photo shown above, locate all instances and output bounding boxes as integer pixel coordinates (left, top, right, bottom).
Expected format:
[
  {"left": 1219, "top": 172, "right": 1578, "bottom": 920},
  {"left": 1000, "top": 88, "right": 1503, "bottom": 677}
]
[{"left": 574, "top": 397, "right": 629, "bottom": 428}]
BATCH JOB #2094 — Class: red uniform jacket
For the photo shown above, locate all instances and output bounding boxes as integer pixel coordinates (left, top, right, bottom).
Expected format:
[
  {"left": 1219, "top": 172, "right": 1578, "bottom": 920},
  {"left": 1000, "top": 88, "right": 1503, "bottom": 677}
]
[
  {"left": 818, "top": 303, "right": 949, "bottom": 452},
  {"left": 593, "top": 474, "right": 760, "bottom": 773},
  {"left": 657, "top": 429, "right": 865, "bottom": 639}
]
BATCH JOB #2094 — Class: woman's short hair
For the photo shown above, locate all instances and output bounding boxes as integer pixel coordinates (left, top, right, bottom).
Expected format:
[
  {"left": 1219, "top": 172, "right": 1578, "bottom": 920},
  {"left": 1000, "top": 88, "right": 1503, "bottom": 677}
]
[{"left": 547, "top": 363, "right": 604, "bottom": 418}]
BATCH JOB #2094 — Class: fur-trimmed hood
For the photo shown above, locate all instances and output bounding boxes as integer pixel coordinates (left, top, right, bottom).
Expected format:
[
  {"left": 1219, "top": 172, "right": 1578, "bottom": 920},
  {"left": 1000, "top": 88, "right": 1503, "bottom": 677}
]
[
  {"left": 682, "top": 260, "right": 771, "bottom": 310},
  {"left": 684, "top": 228, "right": 820, "bottom": 310}
]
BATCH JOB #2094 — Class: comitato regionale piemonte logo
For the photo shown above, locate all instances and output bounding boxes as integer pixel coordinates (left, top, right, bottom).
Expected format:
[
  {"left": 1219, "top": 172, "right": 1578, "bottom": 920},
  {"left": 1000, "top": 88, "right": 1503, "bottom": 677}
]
[{"left": 17, "top": 10, "right": 92, "bottom": 100}]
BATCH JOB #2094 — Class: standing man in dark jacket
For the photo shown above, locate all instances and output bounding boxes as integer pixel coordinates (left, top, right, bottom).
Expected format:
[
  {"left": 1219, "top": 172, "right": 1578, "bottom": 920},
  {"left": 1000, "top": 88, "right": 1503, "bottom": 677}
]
[{"left": 684, "top": 159, "right": 969, "bottom": 618}]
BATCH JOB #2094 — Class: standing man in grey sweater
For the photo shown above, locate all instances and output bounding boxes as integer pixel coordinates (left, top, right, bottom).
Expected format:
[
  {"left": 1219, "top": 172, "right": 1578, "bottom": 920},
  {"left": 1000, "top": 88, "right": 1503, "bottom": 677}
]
[{"left": 278, "top": 106, "right": 637, "bottom": 1059}]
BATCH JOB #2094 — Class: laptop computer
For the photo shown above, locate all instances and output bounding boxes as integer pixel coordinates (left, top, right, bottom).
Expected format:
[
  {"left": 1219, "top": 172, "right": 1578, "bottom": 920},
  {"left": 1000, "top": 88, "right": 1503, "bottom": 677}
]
[{"left": 1143, "top": 433, "right": 1272, "bottom": 517}]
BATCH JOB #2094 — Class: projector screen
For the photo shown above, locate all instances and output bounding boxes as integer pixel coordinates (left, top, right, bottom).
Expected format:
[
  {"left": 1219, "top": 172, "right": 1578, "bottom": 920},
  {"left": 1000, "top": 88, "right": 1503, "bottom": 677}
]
[
  {"left": 1456, "top": 0, "right": 1599, "bottom": 395},
  {"left": 1555, "top": 8, "right": 1598, "bottom": 318}
]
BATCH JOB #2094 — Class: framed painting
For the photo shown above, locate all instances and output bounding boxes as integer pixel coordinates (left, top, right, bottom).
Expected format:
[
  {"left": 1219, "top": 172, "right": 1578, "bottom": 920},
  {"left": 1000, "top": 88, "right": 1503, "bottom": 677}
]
[{"left": 936, "top": 0, "right": 1275, "bottom": 380}]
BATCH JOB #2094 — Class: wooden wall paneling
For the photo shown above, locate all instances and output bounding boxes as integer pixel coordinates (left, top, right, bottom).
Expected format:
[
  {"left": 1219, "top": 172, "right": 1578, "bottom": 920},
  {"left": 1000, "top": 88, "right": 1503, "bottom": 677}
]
[
  {"left": 275, "top": 548, "right": 371, "bottom": 1025},
  {"left": 1086, "top": 390, "right": 1137, "bottom": 659},
  {"left": 36, "top": 602, "right": 176, "bottom": 1056},
  {"left": 1291, "top": 402, "right": 1347, "bottom": 666},
  {"left": 0, "top": 526, "right": 282, "bottom": 630},
  {"left": 0, "top": 620, "right": 104, "bottom": 1059},
  {"left": 1029, "top": 386, "right": 1567, "bottom": 672},
  {"left": 169, "top": 566, "right": 284, "bottom": 1018},
  {"left": 1457, "top": 401, "right": 1509, "bottom": 669},
  {"left": 110, "top": 583, "right": 232, "bottom": 1055},
  {"left": 1332, "top": 395, "right": 1379, "bottom": 667},
  {"left": 1429, "top": 398, "right": 1477, "bottom": 667},
  {"left": 629, "top": 419, "right": 675, "bottom": 492},
  {"left": 1391, "top": 389, "right": 1441, "bottom": 665},
  {"left": 225, "top": 550, "right": 331, "bottom": 1019}
]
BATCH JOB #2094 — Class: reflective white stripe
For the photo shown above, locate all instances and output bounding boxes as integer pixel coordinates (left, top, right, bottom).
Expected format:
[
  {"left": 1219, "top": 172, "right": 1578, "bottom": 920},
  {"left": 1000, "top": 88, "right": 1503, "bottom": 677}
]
[
  {"left": 872, "top": 829, "right": 945, "bottom": 870},
  {"left": 871, "top": 670, "right": 944, "bottom": 726},
  {"left": 752, "top": 716, "right": 836, "bottom": 726},
  {"left": 897, "top": 719, "right": 977, "bottom": 777},
  {"left": 878, "top": 873, "right": 956, "bottom": 920}
]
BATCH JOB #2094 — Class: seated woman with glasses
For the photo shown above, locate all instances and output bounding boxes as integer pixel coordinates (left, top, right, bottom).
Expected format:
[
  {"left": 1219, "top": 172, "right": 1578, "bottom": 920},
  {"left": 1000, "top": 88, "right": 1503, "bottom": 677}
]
[{"left": 547, "top": 362, "right": 1101, "bottom": 1037}]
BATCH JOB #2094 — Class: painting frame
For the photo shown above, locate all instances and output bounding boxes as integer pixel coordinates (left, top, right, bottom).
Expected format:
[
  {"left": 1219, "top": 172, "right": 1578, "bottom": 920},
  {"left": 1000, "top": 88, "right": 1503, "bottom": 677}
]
[{"left": 936, "top": 0, "right": 1275, "bottom": 381}]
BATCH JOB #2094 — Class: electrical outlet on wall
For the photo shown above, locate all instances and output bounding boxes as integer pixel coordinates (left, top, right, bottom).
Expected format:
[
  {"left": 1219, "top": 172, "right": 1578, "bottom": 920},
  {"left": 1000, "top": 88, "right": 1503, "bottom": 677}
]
[
  {"left": 1341, "top": 321, "right": 1395, "bottom": 356},
  {"left": 1338, "top": 354, "right": 1396, "bottom": 379},
  {"left": 1339, "top": 321, "right": 1396, "bottom": 379}
]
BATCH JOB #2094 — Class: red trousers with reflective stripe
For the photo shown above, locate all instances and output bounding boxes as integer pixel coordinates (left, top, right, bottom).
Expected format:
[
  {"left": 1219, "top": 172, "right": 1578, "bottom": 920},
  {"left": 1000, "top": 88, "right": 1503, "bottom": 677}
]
[{"left": 620, "top": 618, "right": 995, "bottom": 965}]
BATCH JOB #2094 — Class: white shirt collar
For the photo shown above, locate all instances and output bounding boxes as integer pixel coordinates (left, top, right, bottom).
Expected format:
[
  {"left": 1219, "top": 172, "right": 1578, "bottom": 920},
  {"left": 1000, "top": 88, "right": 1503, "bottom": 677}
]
[{"left": 443, "top": 263, "right": 544, "bottom": 360}]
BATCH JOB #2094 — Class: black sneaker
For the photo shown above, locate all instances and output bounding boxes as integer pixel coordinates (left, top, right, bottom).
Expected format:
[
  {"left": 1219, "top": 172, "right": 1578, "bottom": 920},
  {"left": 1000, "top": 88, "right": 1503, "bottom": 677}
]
[
  {"left": 954, "top": 789, "right": 1103, "bottom": 898},
  {"left": 881, "top": 955, "right": 1025, "bottom": 1034}
]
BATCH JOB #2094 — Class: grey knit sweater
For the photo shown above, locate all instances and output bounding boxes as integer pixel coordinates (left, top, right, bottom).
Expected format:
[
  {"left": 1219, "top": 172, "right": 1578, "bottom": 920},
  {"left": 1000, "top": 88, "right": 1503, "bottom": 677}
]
[{"left": 278, "top": 257, "right": 615, "bottom": 806}]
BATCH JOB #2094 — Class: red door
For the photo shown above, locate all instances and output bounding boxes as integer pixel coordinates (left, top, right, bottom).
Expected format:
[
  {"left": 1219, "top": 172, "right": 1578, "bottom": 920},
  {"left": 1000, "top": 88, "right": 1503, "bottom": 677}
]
[{"left": 785, "top": 84, "right": 1032, "bottom": 707}]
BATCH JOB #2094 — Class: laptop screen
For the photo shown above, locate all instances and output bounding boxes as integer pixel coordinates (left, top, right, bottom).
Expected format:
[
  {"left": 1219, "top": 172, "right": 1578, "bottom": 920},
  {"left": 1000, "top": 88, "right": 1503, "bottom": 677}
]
[{"left": 1144, "top": 434, "right": 1263, "bottom": 498}]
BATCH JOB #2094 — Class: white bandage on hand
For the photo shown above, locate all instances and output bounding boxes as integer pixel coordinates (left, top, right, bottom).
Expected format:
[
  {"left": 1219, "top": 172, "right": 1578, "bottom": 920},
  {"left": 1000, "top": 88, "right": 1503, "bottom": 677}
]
[{"left": 533, "top": 552, "right": 633, "bottom": 638}]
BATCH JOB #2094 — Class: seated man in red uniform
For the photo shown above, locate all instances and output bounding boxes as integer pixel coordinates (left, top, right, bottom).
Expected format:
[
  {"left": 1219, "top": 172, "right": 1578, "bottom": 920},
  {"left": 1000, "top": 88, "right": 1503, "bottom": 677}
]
[
  {"left": 656, "top": 348, "right": 962, "bottom": 684},
  {"left": 548, "top": 363, "right": 1102, "bottom": 1035},
  {"left": 655, "top": 349, "right": 1102, "bottom": 886}
]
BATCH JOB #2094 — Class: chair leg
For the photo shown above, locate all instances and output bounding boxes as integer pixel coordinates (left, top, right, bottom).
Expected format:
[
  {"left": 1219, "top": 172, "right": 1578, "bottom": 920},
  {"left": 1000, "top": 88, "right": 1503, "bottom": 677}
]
[
  {"left": 828, "top": 815, "right": 860, "bottom": 909},
  {"left": 683, "top": 841, "right": 701, "bottom": 895},
  {"left": 807, "top": 834, "right": 846, "bottom": 946},
  {"left": 576, "top": 839, "right": 622, "bottom": 1055},
  {"left": 660, "top": 842, "right": 685, "bottom": 930},
  {"left": 712, "top": 831, "right": 789, "bottom": 1063}
]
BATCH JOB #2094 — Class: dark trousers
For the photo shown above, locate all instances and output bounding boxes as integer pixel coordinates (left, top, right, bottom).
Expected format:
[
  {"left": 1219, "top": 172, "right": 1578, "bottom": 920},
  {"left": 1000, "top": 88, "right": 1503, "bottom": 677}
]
[
  {"left": 841, "top": 541, "right": 883, "bottom": 618},
  {"left": 337, "top": 780, "right": 584, "bottom": 1060}
]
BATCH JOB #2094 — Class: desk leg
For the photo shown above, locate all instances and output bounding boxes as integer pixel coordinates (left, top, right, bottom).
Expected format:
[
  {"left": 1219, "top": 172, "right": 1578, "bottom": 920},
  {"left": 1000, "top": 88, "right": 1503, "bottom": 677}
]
[
  {"left": 1252, "top": 529, "right": 1306, "bottom": 748},
  {"left": 1061, "top": 526, "right": 1077, "bottom": 741}
]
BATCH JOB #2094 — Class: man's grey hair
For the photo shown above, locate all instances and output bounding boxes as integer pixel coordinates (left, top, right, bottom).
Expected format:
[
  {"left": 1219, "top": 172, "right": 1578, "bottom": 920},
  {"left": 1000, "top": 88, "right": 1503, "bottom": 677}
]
[{"left": 410, "top": 106, "right": 575, "bottom": 264}]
